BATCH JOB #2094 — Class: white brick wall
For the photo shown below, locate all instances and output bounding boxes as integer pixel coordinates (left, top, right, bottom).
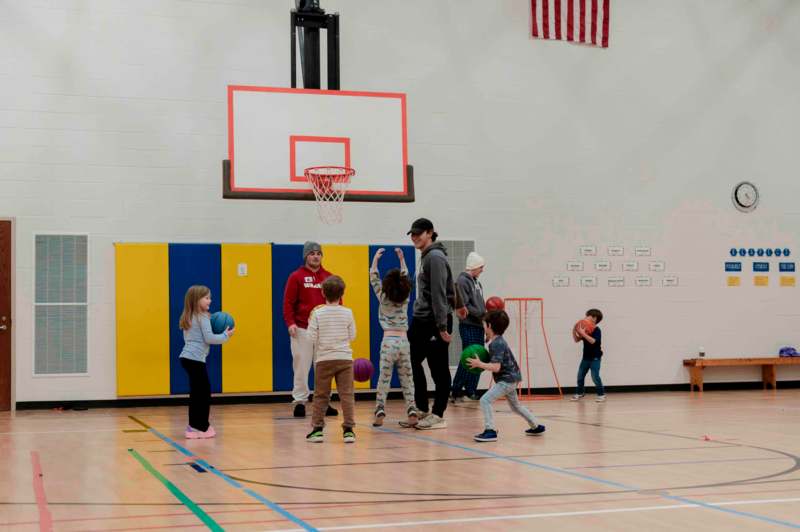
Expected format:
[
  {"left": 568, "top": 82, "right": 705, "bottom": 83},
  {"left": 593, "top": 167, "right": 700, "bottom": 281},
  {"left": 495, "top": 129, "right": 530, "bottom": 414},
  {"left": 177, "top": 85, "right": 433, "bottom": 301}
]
[{"left": 1, "top": 0, "right": 799, "bottom": 401}]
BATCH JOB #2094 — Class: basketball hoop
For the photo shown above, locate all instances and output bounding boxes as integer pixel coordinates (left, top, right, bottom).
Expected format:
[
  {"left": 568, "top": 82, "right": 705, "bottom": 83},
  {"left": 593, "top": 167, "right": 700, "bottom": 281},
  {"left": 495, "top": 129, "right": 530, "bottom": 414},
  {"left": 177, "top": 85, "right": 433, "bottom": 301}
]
[{"left": 304, "top": 166, "right": 355, "bottom": 224}]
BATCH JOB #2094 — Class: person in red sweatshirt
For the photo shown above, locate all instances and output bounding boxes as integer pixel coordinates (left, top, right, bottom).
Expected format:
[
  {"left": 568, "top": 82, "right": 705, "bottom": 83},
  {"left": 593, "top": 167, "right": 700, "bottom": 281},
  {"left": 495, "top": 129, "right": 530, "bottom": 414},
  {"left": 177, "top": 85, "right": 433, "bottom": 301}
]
[{"left": 283, "top": 241, "right": 339, "bottom": 418}]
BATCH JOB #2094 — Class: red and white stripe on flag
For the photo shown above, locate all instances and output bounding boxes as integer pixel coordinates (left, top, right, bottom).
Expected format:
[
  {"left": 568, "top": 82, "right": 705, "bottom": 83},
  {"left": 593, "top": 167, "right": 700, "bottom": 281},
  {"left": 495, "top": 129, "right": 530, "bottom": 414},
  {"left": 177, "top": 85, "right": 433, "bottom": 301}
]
[{"left": 531, "top": 0, "right": 610, "bottom": 48}]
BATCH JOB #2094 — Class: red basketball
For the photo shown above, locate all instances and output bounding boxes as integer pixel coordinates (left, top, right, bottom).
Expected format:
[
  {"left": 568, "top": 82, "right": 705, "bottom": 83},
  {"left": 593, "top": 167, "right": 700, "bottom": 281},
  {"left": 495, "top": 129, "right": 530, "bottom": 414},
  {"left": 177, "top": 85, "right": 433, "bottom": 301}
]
[
  {"left": 574, "top": 318, "right": 596, "bottom": 335},
  {"left": 485, "top": 296, "right": 505, "bottom": 312},
  {"left": 353, "top": 358, "right": 374, "bottom": 382}
]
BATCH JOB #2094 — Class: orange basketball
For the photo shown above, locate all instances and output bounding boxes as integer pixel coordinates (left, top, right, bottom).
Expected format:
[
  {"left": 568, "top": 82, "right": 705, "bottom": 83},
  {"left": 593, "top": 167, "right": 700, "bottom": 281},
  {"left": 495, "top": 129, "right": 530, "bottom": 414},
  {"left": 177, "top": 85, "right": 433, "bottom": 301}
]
[
  {"left": 485, "top": 296, "right": 505, "bottom": 312},
  {"left": 574, "top": 318, "right": 595, "bottom": 335}
]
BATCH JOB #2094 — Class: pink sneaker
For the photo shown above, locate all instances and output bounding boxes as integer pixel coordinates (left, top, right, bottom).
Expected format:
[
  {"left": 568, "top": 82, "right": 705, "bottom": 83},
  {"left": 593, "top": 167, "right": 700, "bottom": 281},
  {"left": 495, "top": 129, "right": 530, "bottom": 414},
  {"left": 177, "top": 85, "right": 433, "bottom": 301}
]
[
  {"left": 185, "top": 426, "right": 202, "bottom": 439},
  {"left": 198, "top": 426, "right": 216, "bottom": 439}
]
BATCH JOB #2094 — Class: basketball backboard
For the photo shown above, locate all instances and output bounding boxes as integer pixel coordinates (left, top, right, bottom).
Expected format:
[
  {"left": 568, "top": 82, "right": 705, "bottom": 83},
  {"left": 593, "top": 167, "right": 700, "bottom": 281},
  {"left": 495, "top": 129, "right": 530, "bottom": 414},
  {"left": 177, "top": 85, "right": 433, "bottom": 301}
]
[{"left": 223, "top": 86, "right": 414, "bottom": 202}]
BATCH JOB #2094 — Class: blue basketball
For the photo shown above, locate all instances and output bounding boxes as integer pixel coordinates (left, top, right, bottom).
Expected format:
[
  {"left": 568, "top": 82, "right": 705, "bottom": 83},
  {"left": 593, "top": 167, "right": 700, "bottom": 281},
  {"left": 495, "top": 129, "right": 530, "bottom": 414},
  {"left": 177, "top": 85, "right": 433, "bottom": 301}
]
[{"left": 210, "top": 311, "right": 235, "bottom": 334}]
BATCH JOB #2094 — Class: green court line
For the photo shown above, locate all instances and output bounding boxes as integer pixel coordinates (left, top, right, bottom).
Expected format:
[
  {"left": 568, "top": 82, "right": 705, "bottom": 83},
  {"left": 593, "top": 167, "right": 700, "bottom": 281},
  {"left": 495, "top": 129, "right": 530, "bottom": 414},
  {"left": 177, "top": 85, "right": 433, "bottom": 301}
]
[
  {"left": 128, "top": 415, "right": 152, "bottom": 429},
  {"left": 128, "top": 448, "right": 223, "bottom": 531}
]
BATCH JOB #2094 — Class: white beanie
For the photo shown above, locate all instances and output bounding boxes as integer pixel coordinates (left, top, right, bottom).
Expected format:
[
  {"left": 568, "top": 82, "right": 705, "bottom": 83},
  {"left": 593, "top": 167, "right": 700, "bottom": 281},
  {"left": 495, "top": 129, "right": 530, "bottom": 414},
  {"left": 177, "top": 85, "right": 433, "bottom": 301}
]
[{"left": 466, "top": 251, "right": 485, "bottom": 271}]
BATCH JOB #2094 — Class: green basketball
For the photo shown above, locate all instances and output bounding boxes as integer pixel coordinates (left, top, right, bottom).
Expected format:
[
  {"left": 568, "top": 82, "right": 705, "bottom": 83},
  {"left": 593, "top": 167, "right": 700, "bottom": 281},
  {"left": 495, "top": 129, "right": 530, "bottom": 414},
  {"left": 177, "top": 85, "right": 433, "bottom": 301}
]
[{"left": 460, "top": 344, "right": 490, "bottom": 375}]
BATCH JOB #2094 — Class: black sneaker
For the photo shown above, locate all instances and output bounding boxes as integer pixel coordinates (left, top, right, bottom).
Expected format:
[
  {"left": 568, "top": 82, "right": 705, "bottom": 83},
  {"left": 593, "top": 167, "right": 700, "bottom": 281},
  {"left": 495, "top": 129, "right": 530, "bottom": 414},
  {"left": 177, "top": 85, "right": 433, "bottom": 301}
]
[
  {"left": 293, "top": 403, "right": 306, "bottom": 418},
  {"left": 343, "top": 428, "right": 355, "bottom": 443},
  {"left": 326, "top": 405, "right": 338, "bottom": 416},
  {"left": 474, "top": 429, "right": 498, "bottom": 442},
  {"left": 306, "top": 427, "right": 323, "bottom": 443},
  {"left": 526, "top": 424, "right": 546, "bottom": 436}
]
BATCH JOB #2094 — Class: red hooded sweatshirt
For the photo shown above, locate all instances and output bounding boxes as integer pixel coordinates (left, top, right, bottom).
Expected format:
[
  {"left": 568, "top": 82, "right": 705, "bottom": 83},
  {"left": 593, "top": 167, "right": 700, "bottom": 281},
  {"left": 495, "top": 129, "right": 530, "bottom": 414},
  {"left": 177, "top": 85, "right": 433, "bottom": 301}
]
[{"left": 283, "top": 265, "right": 333, "bottom": 329}]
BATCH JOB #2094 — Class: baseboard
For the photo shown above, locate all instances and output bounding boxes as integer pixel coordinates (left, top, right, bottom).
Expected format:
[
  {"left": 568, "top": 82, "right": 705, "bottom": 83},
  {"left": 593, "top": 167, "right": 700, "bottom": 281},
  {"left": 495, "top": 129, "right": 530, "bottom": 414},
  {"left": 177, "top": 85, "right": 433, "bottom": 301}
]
[{"left": 15, "top": 380, "right": 800, "bottom": 410}]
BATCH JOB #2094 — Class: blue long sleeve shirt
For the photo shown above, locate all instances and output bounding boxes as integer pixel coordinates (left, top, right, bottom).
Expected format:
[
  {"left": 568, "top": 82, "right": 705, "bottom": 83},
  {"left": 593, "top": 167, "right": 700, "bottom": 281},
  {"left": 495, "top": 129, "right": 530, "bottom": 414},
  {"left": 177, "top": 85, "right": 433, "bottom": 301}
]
[{"left": 178, "top": 314, "right": 229, "bottom": 363}]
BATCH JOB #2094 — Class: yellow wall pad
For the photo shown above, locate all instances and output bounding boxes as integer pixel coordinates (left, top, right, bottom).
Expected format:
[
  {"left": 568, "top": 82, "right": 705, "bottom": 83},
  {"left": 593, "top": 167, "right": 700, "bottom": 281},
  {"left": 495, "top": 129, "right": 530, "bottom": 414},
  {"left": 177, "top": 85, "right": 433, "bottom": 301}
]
[
  {"left": 115, "top": 243, "right": 170, "bottom": 396},
  {"left": 321, "top": 244, "right": 372, "bottom": 389},
  {"left": 221, "top": 244, "right": 273, "bottom": 392}
]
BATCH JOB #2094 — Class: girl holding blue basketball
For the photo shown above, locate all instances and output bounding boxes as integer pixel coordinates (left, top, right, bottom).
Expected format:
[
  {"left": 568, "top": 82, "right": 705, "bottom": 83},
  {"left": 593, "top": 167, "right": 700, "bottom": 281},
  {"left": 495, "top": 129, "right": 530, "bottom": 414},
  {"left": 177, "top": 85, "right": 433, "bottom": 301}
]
[{"left": 178, "top": 285, "right": 234, "bottom": 439}]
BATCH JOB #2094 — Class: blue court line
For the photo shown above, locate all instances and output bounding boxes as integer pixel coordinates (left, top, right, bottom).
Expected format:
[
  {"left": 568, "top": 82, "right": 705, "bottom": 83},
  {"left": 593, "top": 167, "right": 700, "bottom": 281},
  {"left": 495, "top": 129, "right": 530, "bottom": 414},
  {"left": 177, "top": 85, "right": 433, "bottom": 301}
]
[
  {"left": 374, "top": 427, "right": 800, "bottom": 529},
  {"left": 148, "top": 427, "right": 319, "bottom": 532}
]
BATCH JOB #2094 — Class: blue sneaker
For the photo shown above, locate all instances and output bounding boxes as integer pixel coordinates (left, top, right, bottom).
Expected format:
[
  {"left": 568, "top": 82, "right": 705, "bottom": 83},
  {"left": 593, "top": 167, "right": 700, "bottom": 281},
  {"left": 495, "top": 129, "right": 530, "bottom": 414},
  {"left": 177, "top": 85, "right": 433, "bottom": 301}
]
[
  {"left": 474, "top": 429, "right": 498, "bottom": 442},
  {"left": 526, "top": 424, "right": 546, "bottom": 436}
]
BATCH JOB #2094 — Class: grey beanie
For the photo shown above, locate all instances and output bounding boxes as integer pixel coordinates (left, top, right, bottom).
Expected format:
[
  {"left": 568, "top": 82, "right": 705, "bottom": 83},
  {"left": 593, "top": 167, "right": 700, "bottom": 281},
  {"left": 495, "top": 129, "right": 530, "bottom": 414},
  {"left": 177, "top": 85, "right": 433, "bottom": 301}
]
[{"left": 303, "top": 241, "right": 322, "bottom": 259}]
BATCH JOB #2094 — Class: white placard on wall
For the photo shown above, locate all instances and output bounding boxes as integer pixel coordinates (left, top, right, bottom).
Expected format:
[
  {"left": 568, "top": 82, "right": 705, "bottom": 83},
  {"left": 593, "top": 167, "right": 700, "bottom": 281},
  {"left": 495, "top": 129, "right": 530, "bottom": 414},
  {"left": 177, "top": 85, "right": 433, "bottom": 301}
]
[
  {"left": 607, "top": 246, "right": 625, "bottom": 256},
  {"left": 567, "top": 261, "right": 584, "bottom": 272},
  {"left": 623, "top": 261, "right": 639, "bottom": 272},
  {"left": 595, "top": 260, "right": 612, "bottom": 272}
]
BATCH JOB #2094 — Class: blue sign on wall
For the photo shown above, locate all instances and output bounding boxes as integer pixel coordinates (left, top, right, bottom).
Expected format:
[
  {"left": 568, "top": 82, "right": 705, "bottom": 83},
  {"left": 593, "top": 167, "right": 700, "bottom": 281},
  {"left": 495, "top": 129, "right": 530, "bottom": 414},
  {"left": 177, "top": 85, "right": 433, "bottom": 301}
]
[
  {"left": 779, "top": 262, "right": 796, "bottom": 272},
  {"left": 753, "top": 262, "right": 770, "bottom": 272},
  {"left": 725, "top": 262, "right": 742, "bottom": 272}
]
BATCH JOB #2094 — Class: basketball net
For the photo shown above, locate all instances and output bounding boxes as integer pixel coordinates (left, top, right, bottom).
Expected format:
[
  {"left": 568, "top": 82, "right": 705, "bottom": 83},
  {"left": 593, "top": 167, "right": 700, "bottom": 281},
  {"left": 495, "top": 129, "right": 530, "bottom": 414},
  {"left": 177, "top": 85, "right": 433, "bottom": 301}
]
[{"left": 304, "top": 166, "right": 355, "bottom": 224}]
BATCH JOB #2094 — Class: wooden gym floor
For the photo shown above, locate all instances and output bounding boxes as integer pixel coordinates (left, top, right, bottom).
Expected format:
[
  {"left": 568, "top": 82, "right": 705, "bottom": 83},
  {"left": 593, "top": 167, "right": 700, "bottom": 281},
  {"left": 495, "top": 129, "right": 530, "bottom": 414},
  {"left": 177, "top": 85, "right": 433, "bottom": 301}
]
[{"left": 1, "top": 390, "right": 799, "bottom": 531}]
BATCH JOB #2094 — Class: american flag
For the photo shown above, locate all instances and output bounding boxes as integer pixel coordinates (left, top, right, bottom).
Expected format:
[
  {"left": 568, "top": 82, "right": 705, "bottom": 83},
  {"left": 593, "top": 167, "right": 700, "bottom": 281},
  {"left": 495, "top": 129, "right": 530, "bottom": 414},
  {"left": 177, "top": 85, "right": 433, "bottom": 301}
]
[{"left": 531, "top": 0, "right": 610, "bottom": 48}]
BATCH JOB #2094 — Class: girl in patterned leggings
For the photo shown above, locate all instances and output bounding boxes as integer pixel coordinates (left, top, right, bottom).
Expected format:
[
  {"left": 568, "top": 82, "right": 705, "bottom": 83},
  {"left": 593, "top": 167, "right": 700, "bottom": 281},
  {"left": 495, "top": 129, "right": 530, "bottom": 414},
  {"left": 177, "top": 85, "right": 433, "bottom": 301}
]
[{"left": 370, "top": 247, "right": 418, "bottom": 427}]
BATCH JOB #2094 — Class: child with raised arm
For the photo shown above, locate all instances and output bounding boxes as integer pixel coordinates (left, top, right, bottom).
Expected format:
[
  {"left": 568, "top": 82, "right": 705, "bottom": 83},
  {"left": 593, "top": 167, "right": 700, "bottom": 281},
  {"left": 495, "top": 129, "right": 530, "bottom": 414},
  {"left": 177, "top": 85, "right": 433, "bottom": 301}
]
[{"left": 369, "top": 247, "right": 418, "bottom": 427}]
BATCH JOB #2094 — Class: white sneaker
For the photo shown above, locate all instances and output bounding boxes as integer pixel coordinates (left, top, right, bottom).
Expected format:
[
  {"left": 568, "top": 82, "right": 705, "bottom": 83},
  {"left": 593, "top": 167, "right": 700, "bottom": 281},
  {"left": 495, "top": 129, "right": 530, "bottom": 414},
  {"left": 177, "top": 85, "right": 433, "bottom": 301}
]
[
  {"left": 415, "top": 414, "right": 447, "bottom": 430},
  {"left": 570, "top": 394, "right": 585, "bottom": 401},
  {"left": 595, "top": 395, "right": 607, "bottom": 403},
  {"left": 399, "top": 411, "right": 427, "bottom": 428}
]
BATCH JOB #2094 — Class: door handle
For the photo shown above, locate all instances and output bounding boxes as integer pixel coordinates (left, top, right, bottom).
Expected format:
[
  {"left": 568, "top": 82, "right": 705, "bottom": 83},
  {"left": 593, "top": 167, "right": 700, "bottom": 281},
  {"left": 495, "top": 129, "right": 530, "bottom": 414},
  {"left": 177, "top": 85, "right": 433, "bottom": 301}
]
[{"left": 0, "top": 325, "right": 7, "bottom": 330}]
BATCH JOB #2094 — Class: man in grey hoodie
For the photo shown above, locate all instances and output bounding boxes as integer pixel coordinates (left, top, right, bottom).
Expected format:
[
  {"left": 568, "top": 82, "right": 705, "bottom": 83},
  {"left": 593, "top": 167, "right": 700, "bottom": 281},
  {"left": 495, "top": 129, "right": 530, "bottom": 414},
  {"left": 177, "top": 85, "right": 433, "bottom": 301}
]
[
  {"left": 406, "top": 218, "right": 456, "bottom": 430},
  {"left": 451, "top": 252, "right": 487, "bottom": 402}
]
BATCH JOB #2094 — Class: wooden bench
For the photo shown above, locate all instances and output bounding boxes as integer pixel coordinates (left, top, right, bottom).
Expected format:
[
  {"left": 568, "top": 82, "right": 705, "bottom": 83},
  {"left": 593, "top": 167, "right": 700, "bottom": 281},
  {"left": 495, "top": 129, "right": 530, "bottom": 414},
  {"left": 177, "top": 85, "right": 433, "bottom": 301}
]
[{"left": 682, "top": 357, "right": 800, "bottom": 392}]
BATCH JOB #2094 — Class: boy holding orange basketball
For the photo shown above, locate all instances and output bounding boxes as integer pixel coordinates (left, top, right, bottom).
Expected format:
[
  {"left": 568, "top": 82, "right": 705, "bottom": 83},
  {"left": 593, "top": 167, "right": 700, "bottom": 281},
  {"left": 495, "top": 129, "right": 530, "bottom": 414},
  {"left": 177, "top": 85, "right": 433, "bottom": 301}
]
[
  {"left": 306, "top": 276, "right": 357, "bottom": 443},
  {"left": 571, "top": 308, "right": 606, "bottom": 402}
]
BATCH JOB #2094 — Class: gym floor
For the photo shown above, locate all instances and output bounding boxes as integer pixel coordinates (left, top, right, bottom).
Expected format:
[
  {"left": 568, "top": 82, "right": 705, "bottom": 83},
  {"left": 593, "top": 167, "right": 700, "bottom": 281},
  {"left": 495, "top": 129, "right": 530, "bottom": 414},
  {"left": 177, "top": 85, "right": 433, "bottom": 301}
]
[{"left": 1, "top": 390, "right": 799, "bottom": 531}]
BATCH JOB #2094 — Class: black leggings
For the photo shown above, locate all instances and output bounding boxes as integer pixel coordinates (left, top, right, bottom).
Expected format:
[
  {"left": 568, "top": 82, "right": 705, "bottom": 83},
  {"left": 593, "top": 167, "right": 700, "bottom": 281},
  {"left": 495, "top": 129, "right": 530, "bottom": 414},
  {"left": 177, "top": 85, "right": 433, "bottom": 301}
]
[
  {"left": 180, "top": 358, "right": 210, "bottom": 431},
  {"left": 408, "top": 315, "right": 453, "bottom": 417}
]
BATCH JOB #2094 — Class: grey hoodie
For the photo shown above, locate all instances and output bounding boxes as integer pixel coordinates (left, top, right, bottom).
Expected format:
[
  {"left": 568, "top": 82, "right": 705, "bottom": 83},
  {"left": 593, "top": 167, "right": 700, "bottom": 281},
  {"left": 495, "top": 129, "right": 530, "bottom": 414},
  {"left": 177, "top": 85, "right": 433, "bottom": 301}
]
[
  {"left": 413, "top": 241, "right": 455, "bottom": 330},
  {"left": 456, "top": 271, "right": 486, "bottom": 327}
]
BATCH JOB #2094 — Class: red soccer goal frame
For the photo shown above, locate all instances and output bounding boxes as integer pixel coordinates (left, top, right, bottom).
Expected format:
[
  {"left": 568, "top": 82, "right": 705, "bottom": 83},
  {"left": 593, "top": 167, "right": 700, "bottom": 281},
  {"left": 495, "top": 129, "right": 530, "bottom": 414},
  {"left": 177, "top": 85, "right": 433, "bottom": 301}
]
[{"left": 504, "top": 297, "right": 563, "bottom": 400}]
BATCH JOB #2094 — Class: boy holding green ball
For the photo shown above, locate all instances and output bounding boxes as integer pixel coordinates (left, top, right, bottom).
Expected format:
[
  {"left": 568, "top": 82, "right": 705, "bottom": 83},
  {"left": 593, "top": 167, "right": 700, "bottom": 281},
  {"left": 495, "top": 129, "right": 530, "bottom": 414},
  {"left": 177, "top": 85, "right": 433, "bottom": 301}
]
[{"left": 467, "top": 310, "right": 545, "bottom": 442}]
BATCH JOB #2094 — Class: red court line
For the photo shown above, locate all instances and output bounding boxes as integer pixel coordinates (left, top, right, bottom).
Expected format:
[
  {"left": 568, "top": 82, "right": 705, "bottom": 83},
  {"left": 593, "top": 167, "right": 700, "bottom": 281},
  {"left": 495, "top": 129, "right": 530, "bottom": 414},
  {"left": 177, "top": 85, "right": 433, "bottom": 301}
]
[
  {"left": 7, "top": 485, "right": 797, "bottom": 529},
  {"left": 30, "top": 451, "right": 54, "bottom": 532}
]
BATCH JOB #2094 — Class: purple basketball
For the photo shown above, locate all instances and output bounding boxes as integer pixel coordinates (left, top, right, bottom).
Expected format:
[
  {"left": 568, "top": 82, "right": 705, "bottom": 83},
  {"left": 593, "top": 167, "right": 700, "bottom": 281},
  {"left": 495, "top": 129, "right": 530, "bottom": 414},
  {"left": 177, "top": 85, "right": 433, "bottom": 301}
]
[{"left": 353, "top": 358, "right": 374, "bottom": 383}]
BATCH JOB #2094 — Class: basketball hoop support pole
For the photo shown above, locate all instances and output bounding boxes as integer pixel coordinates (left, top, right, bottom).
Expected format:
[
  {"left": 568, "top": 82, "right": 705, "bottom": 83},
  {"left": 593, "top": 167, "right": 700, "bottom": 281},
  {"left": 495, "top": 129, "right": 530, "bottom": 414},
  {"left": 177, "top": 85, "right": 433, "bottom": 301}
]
[{"left": 290, "top": 9, "right": 340, "bottom": 90}]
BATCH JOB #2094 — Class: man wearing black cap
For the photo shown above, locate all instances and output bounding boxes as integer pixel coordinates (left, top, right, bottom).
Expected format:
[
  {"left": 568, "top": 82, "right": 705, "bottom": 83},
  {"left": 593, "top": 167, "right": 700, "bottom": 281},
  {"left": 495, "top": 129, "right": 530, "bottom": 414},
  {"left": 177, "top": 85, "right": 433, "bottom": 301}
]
[{"left": 406, "top": 218, "right": 456, "bottom": 430}]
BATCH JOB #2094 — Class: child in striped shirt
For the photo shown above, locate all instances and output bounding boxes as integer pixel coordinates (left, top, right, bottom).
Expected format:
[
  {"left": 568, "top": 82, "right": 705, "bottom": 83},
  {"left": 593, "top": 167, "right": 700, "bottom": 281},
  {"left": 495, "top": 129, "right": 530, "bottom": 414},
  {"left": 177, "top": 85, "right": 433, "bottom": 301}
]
[
  {"left": 306, "top": 275, "right": 357, "bottom": 443},
  {"left": 369, "top": 247, "right": 418, "bottom": 428}
]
